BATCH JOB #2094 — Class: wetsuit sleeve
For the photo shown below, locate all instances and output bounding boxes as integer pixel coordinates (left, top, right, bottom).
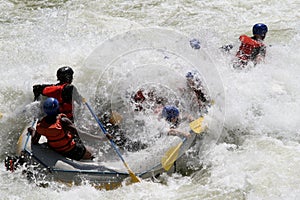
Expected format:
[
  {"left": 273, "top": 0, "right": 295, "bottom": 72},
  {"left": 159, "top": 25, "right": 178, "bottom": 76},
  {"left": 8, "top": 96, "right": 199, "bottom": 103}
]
[
  {"left": 259, "top": 45, "right": 266, "bottom": 57},
  {"left": 33, "top": 84, "right": 53, "bottom": 101},
  {"left": 251, "top": 45, "right": 266, "bottom": 64},
  {"left": 62, "top": 84, "right": 83, "bottom": 105},
  {"left": 72, "top": 86, "right": 83, "bottom": 105}
]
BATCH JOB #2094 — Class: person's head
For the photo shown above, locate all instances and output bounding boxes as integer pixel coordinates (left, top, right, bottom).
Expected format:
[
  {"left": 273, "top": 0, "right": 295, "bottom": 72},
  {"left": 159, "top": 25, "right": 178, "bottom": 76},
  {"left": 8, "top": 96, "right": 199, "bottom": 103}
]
[
  {"left": 186, "top": 71, "right": 194, "bottom": 79},
  {"left": 186, "top": 71, "right": 198, "bottom": 87},
  {"left": 57, "top": 66, "right": 74, "bottom": 83},
  {"left": 252, "top": 23, "right": 268, "bottom": 40},
  {"left": 43, "top": 98, "right": 59, "bottom": 116},
  {"left": 186, "top": 71, "right": 194, "bottom": 83},
  {"left": 162, "top": 105, "right": 179, "bottom": 122}
]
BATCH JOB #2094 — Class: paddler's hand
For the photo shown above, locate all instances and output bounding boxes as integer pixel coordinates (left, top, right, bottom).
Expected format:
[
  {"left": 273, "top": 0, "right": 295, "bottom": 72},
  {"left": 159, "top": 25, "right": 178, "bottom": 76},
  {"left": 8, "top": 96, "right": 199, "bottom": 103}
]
[
  {"left": 105, "top": 133, "right": 113, "bottom": 140},
  {"left": 183, "top": 132, "right": 191, "bottom": 138},
  {"left": 168, "top": 129, "right": 191, "bottom": 138},
  {"left": 27, "top": 127, "right": 36, "bottom": 135}
]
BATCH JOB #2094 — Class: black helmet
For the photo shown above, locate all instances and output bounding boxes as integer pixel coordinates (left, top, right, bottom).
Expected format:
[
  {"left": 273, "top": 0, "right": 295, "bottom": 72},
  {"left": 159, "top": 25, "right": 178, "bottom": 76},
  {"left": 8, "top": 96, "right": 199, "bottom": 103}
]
[{"left": 56, "top": 66, "right": 74, "bottom": 83}]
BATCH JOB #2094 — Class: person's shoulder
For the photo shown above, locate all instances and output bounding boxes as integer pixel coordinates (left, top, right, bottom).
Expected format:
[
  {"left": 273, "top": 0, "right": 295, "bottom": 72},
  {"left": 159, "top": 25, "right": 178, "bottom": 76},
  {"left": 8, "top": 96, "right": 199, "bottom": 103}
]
[
  {"left": 59, "top": 113, "right": 70, "bottom": 120},
  {"left": 61, "top": 84, "right": 75, "bottom": 92},
  {"left": 59, "top": 114, "right": 73, "bottom": 125},
  {"left": 239, "top": 34, "right": 250, "bottom": 41}
]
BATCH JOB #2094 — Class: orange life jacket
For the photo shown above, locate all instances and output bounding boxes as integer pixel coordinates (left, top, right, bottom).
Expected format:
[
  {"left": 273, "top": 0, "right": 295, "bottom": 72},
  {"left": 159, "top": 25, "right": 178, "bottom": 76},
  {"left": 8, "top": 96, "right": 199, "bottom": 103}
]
[
  {"left": 236, "top": 35, "right": 264, "bottom": 62},
  {"left": 42, "top": 83, "right": 73, "bottom": 119},
  {"left": 36, "top": 114, "right": 75, "bottom": 153}
]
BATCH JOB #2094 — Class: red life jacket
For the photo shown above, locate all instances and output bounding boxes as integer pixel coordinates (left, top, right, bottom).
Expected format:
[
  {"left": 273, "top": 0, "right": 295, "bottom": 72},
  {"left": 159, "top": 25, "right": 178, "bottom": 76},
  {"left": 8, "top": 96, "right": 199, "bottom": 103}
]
[
  {"left": 236, "top": 35, "right": 264, "bottom": 62},
  {"left": 36, "top": 114, "right": 75, "bottom": 153},
  {"left": 42, "top": 83, "right": 73, "bottom": 119},
  {"left": 133, "top": 90, "right": 145, "bottom": 103}
]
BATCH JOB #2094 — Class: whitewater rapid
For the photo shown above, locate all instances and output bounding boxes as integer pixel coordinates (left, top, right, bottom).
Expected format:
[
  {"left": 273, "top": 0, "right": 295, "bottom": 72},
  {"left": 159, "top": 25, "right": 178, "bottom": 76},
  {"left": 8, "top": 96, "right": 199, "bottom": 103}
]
[{"left": 1, "top": 0, "right": 300, "bottom": 199}]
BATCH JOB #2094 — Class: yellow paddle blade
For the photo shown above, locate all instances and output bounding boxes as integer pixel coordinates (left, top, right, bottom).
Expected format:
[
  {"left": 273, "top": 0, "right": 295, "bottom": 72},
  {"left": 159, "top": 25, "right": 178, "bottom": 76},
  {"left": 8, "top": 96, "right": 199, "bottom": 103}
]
[
  {"left": 128, "top": 170, "right": 141, "bottom": 183},
  {"left": 123, "top": 162, "right": 141, "bottom": 183},
  {"left": 189, "top": 117, "right": 204, "bottom": 134},
  {"left": 0, "top": 112, "right": 3, "bottom": 119},
  {"left": 161, "top": 142, "right": 183, "bottom": 171}
]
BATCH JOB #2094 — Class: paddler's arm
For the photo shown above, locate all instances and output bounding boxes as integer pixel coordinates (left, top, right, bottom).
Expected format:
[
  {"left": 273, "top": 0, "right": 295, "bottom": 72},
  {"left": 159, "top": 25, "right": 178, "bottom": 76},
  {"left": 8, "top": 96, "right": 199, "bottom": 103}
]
[
  {"left": 77, "top": 128, "right": 112, "bottom": 142},
  {"left": 33, "top": 84, "right": 53, "bottom": 101},
  {"left": 27, "top": 127, "right": 41, "bottom": 144},
  {"left": 60, "top": 116, "right": 112, "bottom": 141},
  {"left": 168, "top": 128, "right": 190, "bottom": 138}
]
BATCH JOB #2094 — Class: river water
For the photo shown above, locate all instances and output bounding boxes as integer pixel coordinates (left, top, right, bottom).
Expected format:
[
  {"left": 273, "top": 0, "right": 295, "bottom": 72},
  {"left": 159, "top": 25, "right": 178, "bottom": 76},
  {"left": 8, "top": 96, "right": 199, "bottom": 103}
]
[{"left": 0, "top": 0, "right": 300, "bottom": 199}]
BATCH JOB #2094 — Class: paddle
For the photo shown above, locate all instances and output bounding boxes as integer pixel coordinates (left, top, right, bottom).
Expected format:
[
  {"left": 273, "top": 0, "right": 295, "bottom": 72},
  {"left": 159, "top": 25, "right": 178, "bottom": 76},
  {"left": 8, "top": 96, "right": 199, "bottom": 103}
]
[
  {"left": 189, "top": 116, "right": 204, "bottom": 133},
  {"left": 161, "top": 117, "right": 205, "bottom": 171},
  {"left": 161, "top": 137, "right": 187, "bottom": 171},
  {"left": 82, "top": 99, "right": 140, "bottom": 183}
]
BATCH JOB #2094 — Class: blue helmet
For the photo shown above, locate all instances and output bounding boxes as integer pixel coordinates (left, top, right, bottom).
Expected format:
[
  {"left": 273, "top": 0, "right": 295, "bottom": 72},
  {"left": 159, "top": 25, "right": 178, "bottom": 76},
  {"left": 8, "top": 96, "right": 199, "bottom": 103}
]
[
  {"left": 43, "top": 98, "right": 59, "bottom": 116},
  {"left": 252, "top": 23, "right": 268, "bottom": 36},
  {"left": 162, "top": 105, "right": 179, "bottom": 121},
  {"left": 186, "top": 71, "right": 194, "bottom": 79}
]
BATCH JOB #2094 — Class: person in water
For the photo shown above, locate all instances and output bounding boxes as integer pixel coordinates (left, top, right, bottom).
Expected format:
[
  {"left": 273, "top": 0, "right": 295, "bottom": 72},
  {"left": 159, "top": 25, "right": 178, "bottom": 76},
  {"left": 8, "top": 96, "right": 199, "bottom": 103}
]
[
  {"left": 98, "top": 111, "right": 148, "bottom": 152},
  {"left": 33, "top": 66, "right": 82, "bottom": 121},
  {"left": 185, "top": 71, "right": 210, "bottom": 113},
  {"left": 28, "top": 98, "right": 111, "bottom": 161},
  {"left": 234, "top": 23, "right": 268, "bottom": 68},
  {"left": 160, "top": 105, "right": 192, "bottom": 138},
  {"left": 131, "top": 88, "right": 168, "bottom": 113}
]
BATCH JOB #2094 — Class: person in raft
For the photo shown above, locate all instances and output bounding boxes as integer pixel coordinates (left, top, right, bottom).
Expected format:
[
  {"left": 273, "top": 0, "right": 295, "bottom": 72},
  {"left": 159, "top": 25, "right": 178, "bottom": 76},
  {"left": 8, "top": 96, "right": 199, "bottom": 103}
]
[
  {"left": 33, "top": 66, "right": 82, "bottom": 121},
  {"left": 160, "top": 105, "right": 193, "bottom": 138},
  {"left": 28, "top": 98, "right": 111, "bottom": 161}
]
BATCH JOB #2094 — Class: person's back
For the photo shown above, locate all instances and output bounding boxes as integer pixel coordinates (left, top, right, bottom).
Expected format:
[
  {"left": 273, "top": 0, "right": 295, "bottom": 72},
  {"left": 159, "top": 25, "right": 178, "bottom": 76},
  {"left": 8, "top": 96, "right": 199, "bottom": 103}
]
[
  {"left": 33, "top": 66, "right": 82, "bottom": 121},
  {"left": 31, "top": 98, "right": 92, "bottom": 161},
  {"left": 235, "top": 23, "right": 268, "bottom": 68}
]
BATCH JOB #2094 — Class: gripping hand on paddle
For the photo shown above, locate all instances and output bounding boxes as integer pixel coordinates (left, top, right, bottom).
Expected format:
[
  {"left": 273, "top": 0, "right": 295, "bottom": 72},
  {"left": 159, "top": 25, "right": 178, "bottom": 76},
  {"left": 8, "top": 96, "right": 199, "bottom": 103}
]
[{"left": 168, "top": 129, "right": 190, "bottom": 138}]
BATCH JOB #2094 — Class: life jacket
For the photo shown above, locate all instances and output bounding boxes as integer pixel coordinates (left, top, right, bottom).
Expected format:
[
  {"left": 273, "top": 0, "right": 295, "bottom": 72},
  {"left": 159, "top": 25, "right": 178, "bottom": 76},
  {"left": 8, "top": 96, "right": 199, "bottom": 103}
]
[
  {"left": 132, "top": 90, "right": 145, "bottom": 111},
  {"left": 133, "top": 90, "right": 145, "bottom": 103},
  {"left": 36, "top": 114, "right": 76, "bottom": 153},
  {"left": 42, "top": 83, "right": 73, "bottom": 119},
  {"left": 236, "top": 35, "right": 264, "bottom": 62}
]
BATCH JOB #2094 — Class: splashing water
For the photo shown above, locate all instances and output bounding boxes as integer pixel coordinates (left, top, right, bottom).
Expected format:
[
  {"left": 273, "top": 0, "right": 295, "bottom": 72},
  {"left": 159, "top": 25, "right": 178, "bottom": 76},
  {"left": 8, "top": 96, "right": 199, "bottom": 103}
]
[{"left": 1, "top": 0, "right": 300, "bottom": 199}]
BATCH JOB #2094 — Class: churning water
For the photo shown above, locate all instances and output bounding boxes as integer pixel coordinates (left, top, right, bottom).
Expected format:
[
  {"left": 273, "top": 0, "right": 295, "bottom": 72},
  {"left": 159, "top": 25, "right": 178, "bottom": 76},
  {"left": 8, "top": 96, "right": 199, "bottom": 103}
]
[{"left": 0, "top": 0, "right": 300, "bottom": 199}]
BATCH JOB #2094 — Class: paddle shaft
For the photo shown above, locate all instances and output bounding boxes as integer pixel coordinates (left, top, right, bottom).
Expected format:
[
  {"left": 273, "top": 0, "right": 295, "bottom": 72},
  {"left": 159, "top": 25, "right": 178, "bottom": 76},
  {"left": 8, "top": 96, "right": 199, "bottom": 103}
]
[
  {"left": 84, "top": 102, "right": 125, "bottom": 163},
  {"left": 161, "top": 137, "right": 187, "bottom": 171},
  {"left": 84, "top": 101, "right": 140, "bottom": 182}
]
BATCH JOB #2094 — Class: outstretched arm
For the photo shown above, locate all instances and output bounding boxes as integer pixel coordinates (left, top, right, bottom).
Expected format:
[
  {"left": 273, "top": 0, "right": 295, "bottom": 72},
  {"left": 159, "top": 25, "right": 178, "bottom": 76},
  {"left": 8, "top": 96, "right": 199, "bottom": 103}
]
[
  {"left": 33, "top": 84, "right": 53, "bottom": 101},
  {"left": 77, "top": 128, "right": 110, "bottom": 142},
  {"left": 168, "top": 128, "right": 190, "bottom": 138},
  {"left": 60, "top": 116, "right": 111, "bottom": 142}
]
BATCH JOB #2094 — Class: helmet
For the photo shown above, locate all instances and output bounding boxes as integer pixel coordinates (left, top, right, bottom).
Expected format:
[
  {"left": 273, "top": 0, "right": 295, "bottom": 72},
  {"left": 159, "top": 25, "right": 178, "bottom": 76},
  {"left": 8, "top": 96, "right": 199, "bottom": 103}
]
[
  {"left": 252, "top": 23, "right": 268, "bottom": 36},
  {"left": 56, "top": 66, "right": 74, "bottom": 83},
  {"left": 186, "top": 72, "right": 194, "bottom": 79},
  {"left": 162, "top": 105, "right": 179, "bottom": 121},
  {"left": 43, "top": 98, "right": 59, "bottom": 116},
  {"left": 190, "top": 38, "right": 201, "bottom": 49}
]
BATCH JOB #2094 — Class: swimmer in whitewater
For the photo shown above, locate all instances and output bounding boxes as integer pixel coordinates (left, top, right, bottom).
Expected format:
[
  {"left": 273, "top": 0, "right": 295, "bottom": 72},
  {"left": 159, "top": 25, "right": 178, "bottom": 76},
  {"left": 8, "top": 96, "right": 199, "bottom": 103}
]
[{"left": 234, "top": 23, "right": 268, "bottom": 68}]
